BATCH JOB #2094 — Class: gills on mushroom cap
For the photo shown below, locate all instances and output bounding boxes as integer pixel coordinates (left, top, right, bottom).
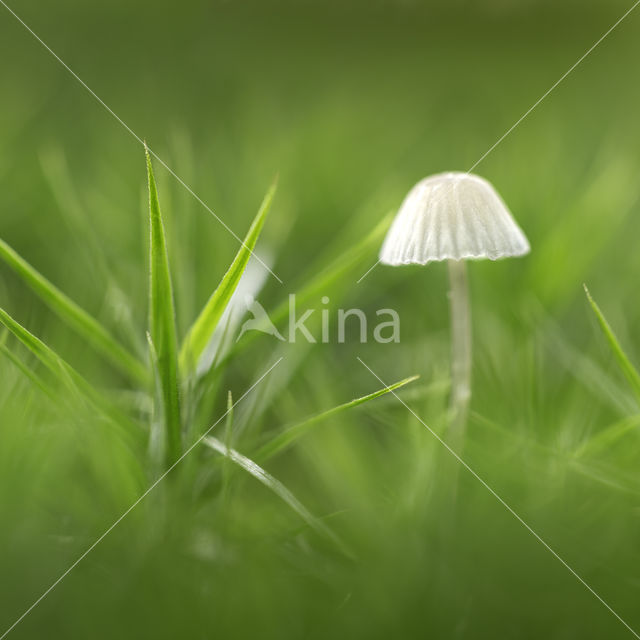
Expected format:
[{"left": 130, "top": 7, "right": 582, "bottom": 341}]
[{"left": 379, "top": 172, "right": 530, "bottom": 265}]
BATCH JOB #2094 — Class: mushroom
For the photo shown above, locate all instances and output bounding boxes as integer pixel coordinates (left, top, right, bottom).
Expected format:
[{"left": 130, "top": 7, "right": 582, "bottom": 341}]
[{"left": 379, "top": 171, "right": 530, "bottom": 450}]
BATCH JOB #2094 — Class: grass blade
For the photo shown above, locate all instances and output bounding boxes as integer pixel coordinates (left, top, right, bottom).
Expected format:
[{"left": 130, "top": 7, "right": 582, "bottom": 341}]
[
  {"left": 255, "top": 375, "right": 419, "bottom": 462},
  {"left": 0, "top": 306, "right": 131, "bottom": 426},
  {"left": 584, "top": 285, "right": 640, "bottom": 402},
  {"left": 0, "top": 306, "right": 81, "bottom": 381},
  {"left": 0, "top": 341, "right": 58, "bottom": 401},
  {"left": 575, "top": 415, "right": 640, "bottom": 459},
  {"left": 147, "top": 147, "right": 182, "bottom": 465},
  {"left": 0, "top": 237, "right": 147, "bottom": 385},
  {"left": 269, "top": 211, "right": 392, "bottom": 327},
  {"left": 220, "top": 391, "right": 235, "bottom": 500},
  {"left": 227, "top": 211, "right": 393, "bottom": 359},
  {"left": 571, "top": 459, "right": 640, "bottom": 496},
  {"left": 203, "top": 436, "right": 352, "bottom": 557},
  {"left": 179, "top": 180, "right": 277, "bottom": 372}
]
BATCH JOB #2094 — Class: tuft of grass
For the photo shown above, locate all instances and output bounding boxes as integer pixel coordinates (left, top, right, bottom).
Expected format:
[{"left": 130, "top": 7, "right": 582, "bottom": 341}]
[
  {"left": 146, "top": 146, "right": 182, "bottom": 466},
  {"left": 0, "top": 237, "right": 147, "bottom": 385},
  {"left": 179, "top": 180, "right": 277, "bottom": 374}
]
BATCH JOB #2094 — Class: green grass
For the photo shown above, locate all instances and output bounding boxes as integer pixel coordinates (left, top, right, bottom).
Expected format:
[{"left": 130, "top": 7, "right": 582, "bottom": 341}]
[
  {"left": 0, "top": 305, "right": 134, "bottom": 429},
  {"left": 584, "top": 284, "right": 640, "bottom": 402},
  {"left": 254, "top": 374, "right": 419, "bottom": 461},
  {"left": 2, "top": 2, "right": 640, "bottom": 639},
  {"left": 0, "top": 237, "right": 148, "bottom": 385},
  {"left": 146, "top": 147, "right": 183, "bottom": 465},
  {"left": 179, "top": 179, "right": 276, "bottom": 372},
  {"left": 0, "top": 143, "right": 423, "bottom": 638}
]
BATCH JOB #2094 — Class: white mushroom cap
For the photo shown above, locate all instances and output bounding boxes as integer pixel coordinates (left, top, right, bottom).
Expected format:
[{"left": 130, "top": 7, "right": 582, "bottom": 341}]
[{"left": 379, "top": 172, "right": 530, "bottom": 265}]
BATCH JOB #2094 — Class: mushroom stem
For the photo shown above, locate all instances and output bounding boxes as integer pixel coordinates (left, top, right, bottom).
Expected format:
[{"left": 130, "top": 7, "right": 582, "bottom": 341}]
[{"left": 447, "top": 259, "right": 472, "bottom": 452}]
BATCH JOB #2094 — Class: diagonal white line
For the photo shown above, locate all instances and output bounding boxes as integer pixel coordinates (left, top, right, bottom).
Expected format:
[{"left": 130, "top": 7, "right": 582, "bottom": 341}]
[
  {"left": 356, "top": 0, "right": 640, "bottom": 284},
  {"left": 0, "top": 358, "right": 283, "bottom": 640},
  {"left": 356, "top": 356, "right": 640, "bottom": 640},
  {"left": 356, "top": 260, "right": 380, "bottom": 284},
  {"left": 0, "top": 0, "right": 282, "bottom": 284}
]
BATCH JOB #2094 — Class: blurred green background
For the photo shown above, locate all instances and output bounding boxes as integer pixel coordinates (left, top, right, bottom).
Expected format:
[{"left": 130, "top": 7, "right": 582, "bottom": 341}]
[{"left": 1, "top": 0, "right": 640, "bottom": 638}]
